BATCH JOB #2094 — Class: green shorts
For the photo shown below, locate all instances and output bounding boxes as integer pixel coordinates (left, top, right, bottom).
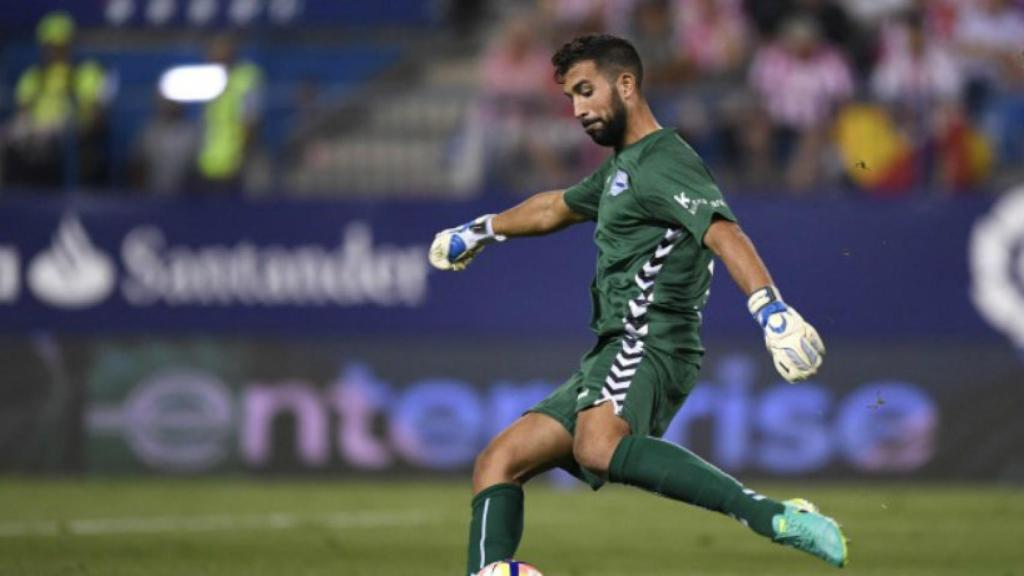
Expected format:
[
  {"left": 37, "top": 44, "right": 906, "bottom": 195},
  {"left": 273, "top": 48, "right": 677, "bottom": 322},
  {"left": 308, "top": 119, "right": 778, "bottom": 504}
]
[{"left": 529, "top": 335, "right": 701, "bottom": 489}]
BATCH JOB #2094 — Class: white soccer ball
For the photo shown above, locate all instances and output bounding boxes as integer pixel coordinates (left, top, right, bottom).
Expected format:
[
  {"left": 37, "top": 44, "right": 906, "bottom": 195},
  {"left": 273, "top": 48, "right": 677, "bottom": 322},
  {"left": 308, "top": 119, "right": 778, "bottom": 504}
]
[{"left": 476, "top": 560, "right": 544, "bottom": 576}]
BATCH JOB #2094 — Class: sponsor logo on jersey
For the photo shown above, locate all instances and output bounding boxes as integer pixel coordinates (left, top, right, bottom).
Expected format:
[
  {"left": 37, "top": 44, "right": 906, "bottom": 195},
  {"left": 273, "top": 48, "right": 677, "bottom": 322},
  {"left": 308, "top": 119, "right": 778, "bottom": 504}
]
[
  {"left": 609, "top": 170, "right": 630, "bottom": 196},
  {"left": 674, "top": 191, "right": 727, "bottom": 216},
  {"left": 28, "top": 216, "right": 116, "bottom": 309},
  {"left": 674, "top": 191, "right": 695, "bottom": 213}
]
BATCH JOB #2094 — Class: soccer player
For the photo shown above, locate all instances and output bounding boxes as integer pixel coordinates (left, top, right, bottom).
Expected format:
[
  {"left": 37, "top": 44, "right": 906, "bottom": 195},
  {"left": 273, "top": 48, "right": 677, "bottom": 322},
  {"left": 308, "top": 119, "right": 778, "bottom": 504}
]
[{"left": 429, "top": 34, "right": 847, "bottom": 575}]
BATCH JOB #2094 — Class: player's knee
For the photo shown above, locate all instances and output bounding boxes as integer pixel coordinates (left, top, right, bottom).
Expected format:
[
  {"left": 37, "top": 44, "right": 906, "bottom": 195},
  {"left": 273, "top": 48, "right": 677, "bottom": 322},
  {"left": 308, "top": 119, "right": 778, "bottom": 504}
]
[
  {"left": 572, "top": 432, "right": 618, "bottom": 477},
  {"left": 473, "top": 443, "right": 504, "bottom": 480},
  {"left": 473, "top": 442, "right": 518, "bottom": 491}
]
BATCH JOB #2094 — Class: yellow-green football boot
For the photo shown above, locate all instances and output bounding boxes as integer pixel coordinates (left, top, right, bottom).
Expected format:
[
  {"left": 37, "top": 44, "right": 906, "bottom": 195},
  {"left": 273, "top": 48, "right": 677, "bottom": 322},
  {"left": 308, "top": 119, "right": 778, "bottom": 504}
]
[{"left": 772, "top": 498, "right": 848, "bottom": 567}]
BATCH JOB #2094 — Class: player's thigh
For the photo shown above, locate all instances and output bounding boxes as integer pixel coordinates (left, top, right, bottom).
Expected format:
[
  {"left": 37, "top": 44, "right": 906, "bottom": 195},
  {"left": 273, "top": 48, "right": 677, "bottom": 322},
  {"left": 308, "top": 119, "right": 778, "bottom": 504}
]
[
  {"left": 573, "top": 401, "right": 630, "bottom": 474},
  {"left": 644, "top": 352, "right": 700, "bottom": 438},
  {"left": 473, "top": 412, "right": 574, "bottom": 493},
  {"left": 576, "top": 342, "right": 700, "bottom": 440}
]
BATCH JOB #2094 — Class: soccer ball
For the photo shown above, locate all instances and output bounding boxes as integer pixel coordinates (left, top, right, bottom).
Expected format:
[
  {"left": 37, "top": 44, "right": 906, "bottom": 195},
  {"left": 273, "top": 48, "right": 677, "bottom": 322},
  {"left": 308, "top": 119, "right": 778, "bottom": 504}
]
[{"left": 476, "top": 560, "right": 543, "bottom": 576}]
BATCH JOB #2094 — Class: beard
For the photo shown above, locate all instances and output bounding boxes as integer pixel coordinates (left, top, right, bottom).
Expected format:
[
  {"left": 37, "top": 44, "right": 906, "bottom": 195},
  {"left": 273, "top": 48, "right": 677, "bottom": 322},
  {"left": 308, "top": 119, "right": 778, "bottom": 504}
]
[{"left": 584, "top": 91, "right": 628, "bottom": 148}]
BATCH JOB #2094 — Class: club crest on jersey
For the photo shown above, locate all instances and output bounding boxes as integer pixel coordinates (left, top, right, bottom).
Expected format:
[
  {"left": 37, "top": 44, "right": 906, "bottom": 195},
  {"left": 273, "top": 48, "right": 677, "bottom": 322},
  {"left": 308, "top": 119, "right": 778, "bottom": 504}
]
[{"left": 609, "top": 170, "right": 630, "bottom": 196}]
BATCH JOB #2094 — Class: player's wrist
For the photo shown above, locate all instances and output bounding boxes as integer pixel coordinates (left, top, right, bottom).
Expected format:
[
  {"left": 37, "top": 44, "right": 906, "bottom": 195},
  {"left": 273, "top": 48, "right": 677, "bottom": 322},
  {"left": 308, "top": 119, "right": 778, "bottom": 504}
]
[
  {"left": 467, "top": 214, "right": 506, "bottom": 244},
  {"left": 482, "top": 214, "right": 507, "bottom": 242},
  {"left": 747, "top": 286, "right": 786, "bottom": 328}
]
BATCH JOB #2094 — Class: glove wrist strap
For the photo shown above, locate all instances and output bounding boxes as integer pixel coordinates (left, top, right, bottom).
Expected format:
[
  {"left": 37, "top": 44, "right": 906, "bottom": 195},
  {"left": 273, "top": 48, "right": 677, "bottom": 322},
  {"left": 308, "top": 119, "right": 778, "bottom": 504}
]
[
  {"left": 469, "top": 214, "right": 506, "bottom": 243},
  {"left": 747, "top": 286, "right": 781, "bottom": 315},
  {"left": 747, "top": 286, "right": 785, "bottom": 327},
  {"left": 483, "top": 215, "right": 507, "bottom": 242}
]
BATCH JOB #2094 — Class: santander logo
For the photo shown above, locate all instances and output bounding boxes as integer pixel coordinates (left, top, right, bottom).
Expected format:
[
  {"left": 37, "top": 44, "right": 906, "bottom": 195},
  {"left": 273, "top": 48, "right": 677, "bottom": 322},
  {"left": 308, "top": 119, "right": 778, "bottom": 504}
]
[{"left": 28, "top": 215, "right": 116, "bottom": 309}]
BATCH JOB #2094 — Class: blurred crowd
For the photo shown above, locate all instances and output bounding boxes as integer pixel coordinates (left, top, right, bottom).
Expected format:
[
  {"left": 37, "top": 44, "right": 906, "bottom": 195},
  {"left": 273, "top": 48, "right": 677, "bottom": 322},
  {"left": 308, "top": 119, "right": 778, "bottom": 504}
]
[
  {"left": 479, "top": 0, "right": 1024, "bottom": 196},
  {"left": 2, "top": 1, "right": 1023, "bottom": 198},
  {"left": 0, "top": 12, "right": 264, "bottom": 196}
]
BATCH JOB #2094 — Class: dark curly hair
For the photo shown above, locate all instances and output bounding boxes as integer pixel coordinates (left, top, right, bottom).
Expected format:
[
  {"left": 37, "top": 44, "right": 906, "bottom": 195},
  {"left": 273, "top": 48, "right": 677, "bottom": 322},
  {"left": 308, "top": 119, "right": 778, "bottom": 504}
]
[{"left": 551, "top": 34, "right": 644, "bottom": 89}]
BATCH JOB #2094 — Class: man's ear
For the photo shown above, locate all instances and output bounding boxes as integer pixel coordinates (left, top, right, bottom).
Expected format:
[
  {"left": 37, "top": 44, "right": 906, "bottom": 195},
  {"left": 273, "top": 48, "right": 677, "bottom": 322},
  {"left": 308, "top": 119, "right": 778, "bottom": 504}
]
[{"left": 617, "top": 72, "right": 638, "bottom": 101}]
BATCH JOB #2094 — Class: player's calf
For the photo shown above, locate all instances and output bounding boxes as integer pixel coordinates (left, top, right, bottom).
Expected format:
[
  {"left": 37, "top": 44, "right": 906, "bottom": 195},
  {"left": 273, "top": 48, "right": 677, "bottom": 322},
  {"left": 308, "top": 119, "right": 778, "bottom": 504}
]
[{"left": 465, "top": 414, "right": 573, "bottom": 575}]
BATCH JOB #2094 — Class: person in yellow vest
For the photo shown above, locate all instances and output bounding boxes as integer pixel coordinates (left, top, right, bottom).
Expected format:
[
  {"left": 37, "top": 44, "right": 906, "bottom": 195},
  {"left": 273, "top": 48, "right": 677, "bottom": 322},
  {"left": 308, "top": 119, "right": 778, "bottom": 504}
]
[
  {"left": 195, "top": 34, "right": 263, "bottom": 193},
  {"left": 2, "top": 11, "right": 110, "bottom": 189}
]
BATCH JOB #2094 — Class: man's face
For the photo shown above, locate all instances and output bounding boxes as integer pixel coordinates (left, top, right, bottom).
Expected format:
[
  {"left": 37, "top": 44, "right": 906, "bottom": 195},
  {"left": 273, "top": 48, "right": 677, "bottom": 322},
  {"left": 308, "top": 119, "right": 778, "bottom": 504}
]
[
  {"left": 208, "top": 37, "right": 236, "bottom": 65},
  {"left": 562, "top": 60, "right": 628, "bottom": 148},
  {"left": 43, "top": 43, "right": 71, "bottom": 65}
]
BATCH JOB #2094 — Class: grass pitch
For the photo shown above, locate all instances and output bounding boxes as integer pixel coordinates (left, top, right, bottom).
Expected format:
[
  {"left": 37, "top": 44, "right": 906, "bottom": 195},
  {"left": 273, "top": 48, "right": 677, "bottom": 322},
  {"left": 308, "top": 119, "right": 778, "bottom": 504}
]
[{"left": 0, "top": 478, "right": 1021, "bottom": 576}]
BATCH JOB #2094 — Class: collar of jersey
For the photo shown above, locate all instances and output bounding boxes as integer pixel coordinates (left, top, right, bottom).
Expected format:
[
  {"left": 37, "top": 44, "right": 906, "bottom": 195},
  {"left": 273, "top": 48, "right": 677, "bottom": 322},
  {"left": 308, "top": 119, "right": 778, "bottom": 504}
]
[{"left": 615, "top": 127, "right": 672, "bottom": 156}]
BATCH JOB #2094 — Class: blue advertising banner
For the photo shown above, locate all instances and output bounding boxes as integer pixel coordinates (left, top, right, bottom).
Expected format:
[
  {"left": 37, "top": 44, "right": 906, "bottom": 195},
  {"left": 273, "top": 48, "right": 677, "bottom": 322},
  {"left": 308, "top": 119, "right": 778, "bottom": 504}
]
[
  {"left": 0, "top": 194, "right": 1008, "bottom": 342},
  {"left": 4, "top": 335, "right": 1021, "bottom": 480}
]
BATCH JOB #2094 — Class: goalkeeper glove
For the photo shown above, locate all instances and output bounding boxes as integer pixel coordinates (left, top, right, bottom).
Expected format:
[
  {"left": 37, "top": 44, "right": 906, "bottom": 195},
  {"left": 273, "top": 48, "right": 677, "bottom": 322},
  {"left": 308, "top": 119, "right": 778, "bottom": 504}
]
[
  {"left": 428, "top": 214, "right": 506, "bottom": 271},
  {"left": 747, "top": 286, "right": 825, "bottom": 383}
]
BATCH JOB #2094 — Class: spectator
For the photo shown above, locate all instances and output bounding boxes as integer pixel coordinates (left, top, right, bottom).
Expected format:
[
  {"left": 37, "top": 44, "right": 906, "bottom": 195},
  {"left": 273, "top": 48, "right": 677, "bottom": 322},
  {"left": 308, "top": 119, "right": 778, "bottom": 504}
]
[
  {"left": 539, "top": 0, "right": 609, "bottom": 37},
  {"left": 130, "top": 96, "right": 199, "bottom": 195},
  {"left": 745, "top": 0, "right": 856, "bottom": 39},
  {"left": 663, "top": 0, "right": 750, "bottom": 174},
  {"left": 628, "top": 0, "right": 688, "bottom": 89},
  {"left": 479, "top": 15, "right": 576, "bottom": 191},
  {"left": 910, "top": 0, "right": 961, "bottom": 43},
  {"left": 676, "top": 0, "right": 749, "bottom": 77},
  {"left": 744, "top": 0, "right": 868, "bottom": 76},
  {"left": 794, "top": 0, "right": 874, "bottom": 77},
  {"left": 869, "top": 9, "right": 986, "bottom": 192},
  {"left": 840, "top": 0, "right": 913, "bottom": 27},
  {"left": 539, "top": 0, "right": 642, "bottom": 38},
  {"left": 195, "top": 34, "right": 264, "bottom": 193},
  {"left": 2, "top": 11, "right": 111, "bottom": 190},
  {"left": 955, "top": 0, "right": 1024, "bottom": 165},
  {"left": 877, "top": 0, "right": 960, "bottom": 54},
  {"left": 480, "top": 16, "right": 552, "bottom": 100},
  {"left": 873, "top": 11, "right": 962, "bottom": 113},
  {"left": 956, "top": 0, "right": 1024, "bottom": 95},
  {"left": 746, "top": 16, "right": 853, "bottom": 190}
]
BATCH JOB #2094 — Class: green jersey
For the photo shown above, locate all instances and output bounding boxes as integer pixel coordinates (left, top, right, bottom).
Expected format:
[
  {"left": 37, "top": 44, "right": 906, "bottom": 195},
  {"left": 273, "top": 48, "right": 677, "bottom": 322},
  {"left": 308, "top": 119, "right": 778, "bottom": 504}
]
[{"left": 563, "top": 128, "right": 736, "bottom": 357}]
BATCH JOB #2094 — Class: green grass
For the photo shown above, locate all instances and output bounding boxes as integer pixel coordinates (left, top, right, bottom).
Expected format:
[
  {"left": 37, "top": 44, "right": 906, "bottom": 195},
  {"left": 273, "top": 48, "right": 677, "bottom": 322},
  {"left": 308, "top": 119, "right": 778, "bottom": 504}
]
[{"left": 0, "top": 478, "right": 1022, "bottom": 575}]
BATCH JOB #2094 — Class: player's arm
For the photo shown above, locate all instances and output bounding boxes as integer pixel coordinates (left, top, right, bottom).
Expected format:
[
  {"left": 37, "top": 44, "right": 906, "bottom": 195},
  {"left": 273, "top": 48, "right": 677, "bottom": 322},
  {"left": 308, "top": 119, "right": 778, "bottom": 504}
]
[
  {"left": 492, "top": 190, "right": 588, "bottom": 236},
  {"left": 703, "top": 218, "right": 772, "bottom": 294},
  {"left": 704, "top": 218, "right": 826, "bottom": 382},
  {"left": 428, "top": 190, "right": 587, "bottom": 271}
]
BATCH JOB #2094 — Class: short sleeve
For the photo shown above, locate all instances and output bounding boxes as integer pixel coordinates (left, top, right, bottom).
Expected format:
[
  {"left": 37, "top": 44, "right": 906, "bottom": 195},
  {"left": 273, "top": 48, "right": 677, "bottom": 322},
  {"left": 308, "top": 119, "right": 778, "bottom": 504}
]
[
  {"left": 636, "top": 144, "right": 736, "bottom": 244},
  {"left": 562, "top": 161, "right": 609, "bottom": 220}
]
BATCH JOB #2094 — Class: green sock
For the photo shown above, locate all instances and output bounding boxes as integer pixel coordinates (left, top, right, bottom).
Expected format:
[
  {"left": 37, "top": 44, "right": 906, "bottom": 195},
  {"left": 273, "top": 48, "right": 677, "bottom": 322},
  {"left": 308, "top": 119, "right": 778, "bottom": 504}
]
[
  {"left": 466, "top": 483, "right": 524, "bottom": 576},
  {"left": 608, "top": 435, "right": 783, "bottom": 538}
]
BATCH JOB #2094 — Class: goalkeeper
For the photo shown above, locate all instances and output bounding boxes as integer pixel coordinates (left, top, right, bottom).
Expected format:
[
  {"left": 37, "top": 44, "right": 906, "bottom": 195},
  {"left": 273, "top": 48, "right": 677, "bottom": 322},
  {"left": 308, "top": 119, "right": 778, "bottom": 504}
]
[{"left": 430, "top": 34, "right": 847, "bottom": 576}]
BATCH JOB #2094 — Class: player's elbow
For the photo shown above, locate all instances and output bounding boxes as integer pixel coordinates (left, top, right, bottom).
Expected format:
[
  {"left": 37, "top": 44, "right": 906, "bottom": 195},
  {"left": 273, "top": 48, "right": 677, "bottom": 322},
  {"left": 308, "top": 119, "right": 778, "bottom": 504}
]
[{"left": 544, "top": 190, "right": 584, "bottom": 232}]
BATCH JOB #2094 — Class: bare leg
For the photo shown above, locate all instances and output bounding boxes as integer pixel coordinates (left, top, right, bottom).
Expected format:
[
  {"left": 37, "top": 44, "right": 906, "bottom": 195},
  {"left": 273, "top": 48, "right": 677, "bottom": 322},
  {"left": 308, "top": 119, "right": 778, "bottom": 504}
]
[
  {"left": 467, "top": 412, "right": 574, "bottom": 574},
  {"left": 473, "top": 412, "right": 574, "bottom": 494},
  {"left": 572, "top": 402, "right": 629, "bottom": 477}
]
